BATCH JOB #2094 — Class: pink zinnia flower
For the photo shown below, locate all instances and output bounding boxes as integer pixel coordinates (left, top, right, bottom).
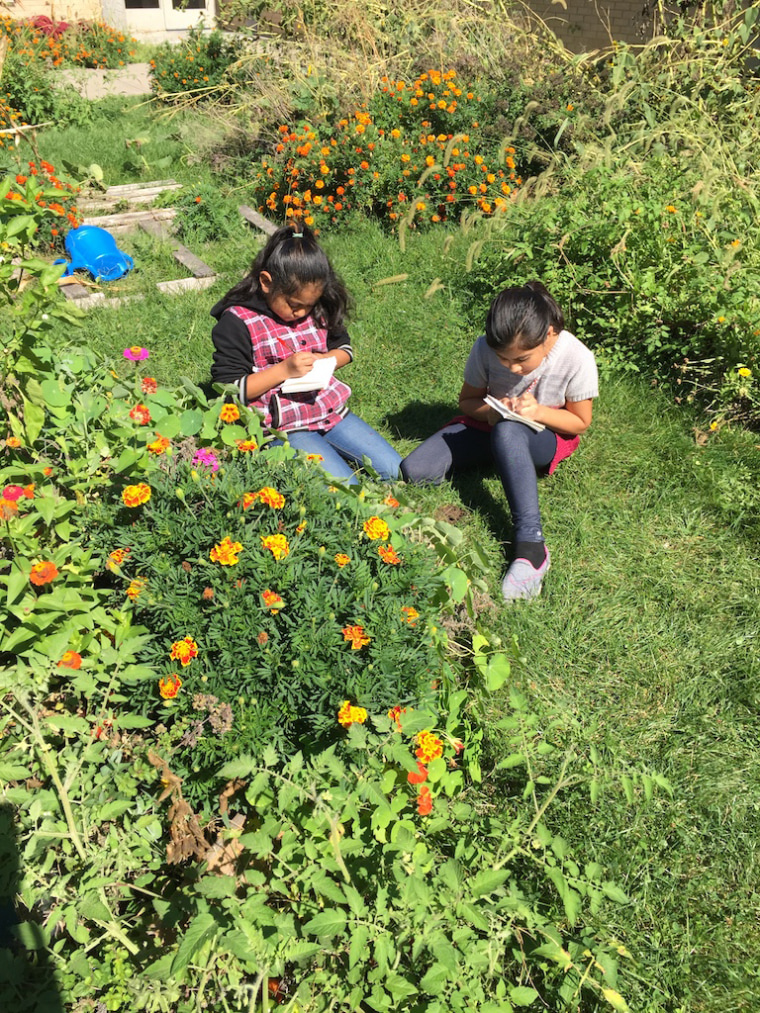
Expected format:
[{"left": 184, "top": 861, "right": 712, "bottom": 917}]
[
  {"left": 192, "top": 448, "right": 220, "bottom": 472},
  {"left": 123, "top": 346, "right": 150, "bottom": 361}
]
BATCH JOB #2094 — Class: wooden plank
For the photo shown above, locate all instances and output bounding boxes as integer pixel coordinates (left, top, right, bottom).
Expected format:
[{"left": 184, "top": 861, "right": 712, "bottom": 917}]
[
  {"left": 104, "top": 179, "right": 179, "bottom": 196},
  {"left": 138, "top": 218, "right": 173, "bottom": 241},
  {"left": 156, "top": 276, "right": 217, "bottom": 295},
  {"left": 172, "top": 245, "right": 216, "bottom": 279},
  {"left": 61, "top": 282, "right": 92, "bottom": 301},
  {"left": 239, "top": 205, "right": 278, "bottom": 236},
  {"left": 82, "top": 209, "right": 177, "bottom": 230},
  {"left": 80, "top": 185, "right": 183, "bottom": 211}
]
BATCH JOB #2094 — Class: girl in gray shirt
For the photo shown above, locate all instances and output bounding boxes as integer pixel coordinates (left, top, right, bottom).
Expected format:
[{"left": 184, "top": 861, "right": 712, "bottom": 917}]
[{"left": 401, "top": 282, "right": 598, "bottom": 602}]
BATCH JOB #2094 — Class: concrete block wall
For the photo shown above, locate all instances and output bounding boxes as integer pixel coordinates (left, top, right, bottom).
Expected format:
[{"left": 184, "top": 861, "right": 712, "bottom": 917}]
[{"left": 521, "top": 0, "right": 657, "bottom": 50}]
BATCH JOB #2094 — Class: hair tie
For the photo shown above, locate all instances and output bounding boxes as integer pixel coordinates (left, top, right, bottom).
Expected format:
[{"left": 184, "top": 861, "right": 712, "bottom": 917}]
[{"left": 291, "top": 232, "right": 304, "bottom": 239}]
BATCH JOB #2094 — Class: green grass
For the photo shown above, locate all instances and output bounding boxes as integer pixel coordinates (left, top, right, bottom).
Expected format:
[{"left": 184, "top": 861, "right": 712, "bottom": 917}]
[{"left": 24, "top": 107, "right": 760, "bottom": 1012}]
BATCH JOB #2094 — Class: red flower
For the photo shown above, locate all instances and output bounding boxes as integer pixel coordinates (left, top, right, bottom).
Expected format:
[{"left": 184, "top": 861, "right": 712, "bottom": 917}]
[
  {"left": 407, "top": 761, "right": 428, "bottom": 785},
  {"left": 129, "top": 403, "right": 151, "bottom": 426}
]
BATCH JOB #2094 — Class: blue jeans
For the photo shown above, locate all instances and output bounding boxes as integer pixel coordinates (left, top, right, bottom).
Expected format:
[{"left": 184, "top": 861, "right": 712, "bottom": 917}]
[
  {"left": 279, "top": 411, "right": 401, "bottom": 484},
  {"left": 400, "top": 420, "right": 557, "bottom": 541}
]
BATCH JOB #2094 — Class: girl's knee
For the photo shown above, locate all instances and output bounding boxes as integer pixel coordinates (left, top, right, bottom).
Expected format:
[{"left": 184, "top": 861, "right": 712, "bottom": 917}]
[{"left": 400, "top": 453, "right": 445, "bottom": 485}]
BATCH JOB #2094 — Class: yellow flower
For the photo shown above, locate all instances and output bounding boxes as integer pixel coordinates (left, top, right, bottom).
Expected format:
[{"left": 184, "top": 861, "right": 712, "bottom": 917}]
[
  {"left": 337, "top": 699, "right": 367, "bottom": 727},
  {"left": 122, "top": 483, "right": 151, "bottom": 508},
  {"left": 738, "top": 366, "right": 752, "bottom": 378},
  {"left": 363, "top": 516, "right": 390, "bottom": 541},
  {"left": 210, "top": 536, "right": 243, "bottom": 565},
  {"left": 170, "top": 636, "right": 198, "bottom": 666},
  {"left": 335, "top": 553, "right": 350, "bottom": 567},
  {"left": 261, "top": 534, "right": 289, "bottom": 560}
]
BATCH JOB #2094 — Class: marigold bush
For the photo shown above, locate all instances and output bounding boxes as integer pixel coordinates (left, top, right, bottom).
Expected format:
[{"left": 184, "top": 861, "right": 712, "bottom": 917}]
[
  {"left": 246, "top": 69, "right": 523, "bottom": 229},
  {"left": 84, "top": 448, "right": 451, "bottom": 801}
]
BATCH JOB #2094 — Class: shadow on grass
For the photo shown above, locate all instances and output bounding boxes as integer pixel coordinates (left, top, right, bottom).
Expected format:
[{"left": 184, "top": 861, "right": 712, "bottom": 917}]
[
  {"left": 388, "top": 400, "right": 516, "bottom": 554},
  {"left": 0, "top": 803, "right": 64, "bottom": 1013}
]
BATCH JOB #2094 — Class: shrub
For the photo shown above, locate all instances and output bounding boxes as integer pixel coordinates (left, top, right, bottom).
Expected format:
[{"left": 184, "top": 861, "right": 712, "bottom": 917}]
[
  {"left": 149, "top": 27, "right": 239, "bottom": 102},
  {"left": 167, "top": 182, "right": 247, "bottom": 243},
  {"left": 0, "top": 15, "right": 136, "bottom": 69},
  {"left": 83, "top": 442, "right": 451, "bottom": 798},
  {"left": 1, "top": 160, "right": 81, "bottom": 252},
  {"left": 246, "top": 69, "right": 523, "bottom": 230}
]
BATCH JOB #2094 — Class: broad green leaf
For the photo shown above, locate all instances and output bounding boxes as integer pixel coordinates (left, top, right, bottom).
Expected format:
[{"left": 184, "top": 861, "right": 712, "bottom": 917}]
[
  {"left": 385, "top": 972, "right": 418, "bottom": 999},
  {"left": 602, "top": 988, "right": 630, "bottom": 1012},
  {"left": 348, "top": 924, "right": 369, "bottom": 968},
  {"left": 509, "top": 985, "right": 539, "bottom": 1006},
  {"left": 44, "top": 714, "right": 90, "bottom": 734},
  {"left": 220, "top": 424, "right": 247, "bottom": 446},
  {"left": 179, "top": 409, "right": 204, "bottom": 436},
  {"left": 302, "top": 909, "right": 347, "bottom": 937},
  {"left": 420, "top": 963, "right": 451, "bottom": 992},
  {"left": 496, "top": 753, "right": 525, "bottom": 770},
  {"left": 23, "top": 401, "right": 45, "bottom": 445},
  {"left": 155, "top": 413, "right": 182, "bottom": 439},
  {"left": 469, "top": 869, "right": 509, "bottom": 898},
  {"left": 6, "top": 562, "right": 30, "bottom": 607},
  {"left": 115, "top": 714, "right": 153, "bottom": 729},
  {"left": 0, "top": 762, "right": 32, "bottom": 781},
  {"left": 170, "top": 912, "right": 218, "bottom": 974},
  {"left": 486, "top": 653, "right": 511, "bottom": 691},
  {"left": 602, "top": 882, "right": 629, "bottom": 904}
]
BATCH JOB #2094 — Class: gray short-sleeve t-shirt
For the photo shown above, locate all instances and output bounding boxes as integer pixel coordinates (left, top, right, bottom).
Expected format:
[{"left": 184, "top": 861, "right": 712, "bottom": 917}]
[{"left": 463, "top": 330, "right": 598, "bottom": 407}]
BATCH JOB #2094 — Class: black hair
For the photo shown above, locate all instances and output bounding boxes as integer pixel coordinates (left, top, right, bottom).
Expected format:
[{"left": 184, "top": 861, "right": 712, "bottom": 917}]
[
  {"left": 484, "top": 281, "right": 565, "bottom": 351},
  {"left": 221, "top": 223, "right": 352, "bottom": 331}
]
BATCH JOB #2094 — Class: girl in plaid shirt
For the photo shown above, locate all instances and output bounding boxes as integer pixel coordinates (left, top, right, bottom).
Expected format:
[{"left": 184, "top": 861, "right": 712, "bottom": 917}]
[{"left": 211, "top": 224, "right": 400, "bottom": 482}]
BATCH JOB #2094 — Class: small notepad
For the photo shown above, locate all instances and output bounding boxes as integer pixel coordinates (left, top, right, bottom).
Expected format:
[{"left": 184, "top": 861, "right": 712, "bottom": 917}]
[
  {"left": 484, "top": 394, "right": 546, "bottom": 432},
  {"left": 281, "top": 356, "right": 337, "bottom": 393}
]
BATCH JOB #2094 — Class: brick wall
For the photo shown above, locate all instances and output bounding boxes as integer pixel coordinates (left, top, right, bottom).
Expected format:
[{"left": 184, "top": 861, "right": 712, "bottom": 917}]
[{"left": 521, "top": 0, "right": 657, "bottom": 50}]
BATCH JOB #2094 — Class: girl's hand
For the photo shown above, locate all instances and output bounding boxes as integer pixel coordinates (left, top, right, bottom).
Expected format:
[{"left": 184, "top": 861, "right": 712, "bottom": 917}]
[
  {"left": 509, "top": 391, "right": 541, "bottom": 420},
  {"left": 285, "top": 351, "right": 317, "bottom": 377}
]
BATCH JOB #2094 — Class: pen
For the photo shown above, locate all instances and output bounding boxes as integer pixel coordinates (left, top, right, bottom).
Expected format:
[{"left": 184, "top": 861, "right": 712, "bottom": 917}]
[{"left": 522, "top": 374, "right": 541, "bottom": 397}]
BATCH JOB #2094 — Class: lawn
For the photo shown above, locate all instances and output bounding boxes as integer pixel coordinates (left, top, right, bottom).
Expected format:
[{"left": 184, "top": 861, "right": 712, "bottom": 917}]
[{"left": 3, "top": 21, "right": 760, "bottom": 1008}]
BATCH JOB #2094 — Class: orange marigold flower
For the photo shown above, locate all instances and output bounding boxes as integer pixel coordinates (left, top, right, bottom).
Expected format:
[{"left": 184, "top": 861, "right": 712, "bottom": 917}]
[
  {"left": 295, "top": 520, "right": 307, "bottom": 534},
  {"left": 416, "top": 730, "right": 443, "bottom": 764},
  {"left": 363, "top": 516, "right": 390, "bottom": 541},
  {"left": 170, "top": 636, "right": 198, "bottom": 666},
  {"left": 261, "top": 534, "right": 289, "bottom": 560},
  {"left": 5, "top": 437, "right": 22, "bottom": 448},
  {"left": 401, "top": 605, "right": 419, "bottom": 626},
  {"left": 219, "top": 403, "right": 240, "bottom": 423},
  {"left": 125, "top": 577, "right": 147, "bottom": 601},
  {"left": 305, "top": 453, "right": 324, "bottom": 463},
  {"left": 335, "top": 553, "right": 350, "bottom": 567},
  {"left": 253, "top": 486, "right": 285, "bottom": 510},
  {"left": 408, "top": 761, "right": 428, "bottom": 785},
  {"left": 235, "top": 439, "right": 258, "bottom": 452},
  {"left": 337, "top": 699, "right": 368, "bottom": 727},
  {"left": 129, "top": 403, "right": 151, "bottom": 426},
  {"left": 159, "top": 673, "right": 182, "bottom": 699},
  {"left": 210, "top": 536, "right": 243, "bottom": 565},
  {"left": 106, "top": 547, "right": 131, "bottom": 572},
  {"left": 262, "top": 588, "right": 284, "bottom": 612},
  {"left": 58, "top": 650, "right": 82, "bottom": 670},
  {"left": 378, "top": 543, "right": 401, "bottom": 565},
  {"left": 417, "top": 785, "right": 433, "bottom": 816},
  {"left": 388, "top": 704, "right": 407, "bottom": 729},
  {"left": 147, "top": 434, "right": 170, "bottom": 455},
  {"left": 122, "top": 483, "right": 151, "bottom": 508},
  {"left": 342, "top": 624, "right": 370, "bottom": 650},
  {"left": 30, "top": 560, "right": 59, "bottom": 586}
]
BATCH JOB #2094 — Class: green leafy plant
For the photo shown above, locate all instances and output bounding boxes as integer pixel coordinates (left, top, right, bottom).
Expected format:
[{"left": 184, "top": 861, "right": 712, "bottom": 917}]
[
  {"left": 168, "top": 182, "right": 247, "bottom": 243},
  {"left": 149, "top": 27, "right": 240, "bottom": 102}
]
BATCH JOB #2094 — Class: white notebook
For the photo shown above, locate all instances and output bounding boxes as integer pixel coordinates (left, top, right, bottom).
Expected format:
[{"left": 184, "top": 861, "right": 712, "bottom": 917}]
[
  {"left": 484, "top": 394, "right": 546, "bottom": 432},
  {"left": 281, "top": 356, "right": 337, "bottom": 393}
]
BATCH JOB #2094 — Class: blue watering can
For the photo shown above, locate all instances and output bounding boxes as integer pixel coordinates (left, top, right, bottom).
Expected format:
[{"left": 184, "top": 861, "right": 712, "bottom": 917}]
[{"left": 55, "top": 225, "right": 134, "bottom": 283}]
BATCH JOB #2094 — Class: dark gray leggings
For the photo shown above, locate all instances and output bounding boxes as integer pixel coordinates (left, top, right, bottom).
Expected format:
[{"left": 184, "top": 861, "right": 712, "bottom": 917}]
[{"left": 400, "top": 420, "right": 557, "bottom": 542}]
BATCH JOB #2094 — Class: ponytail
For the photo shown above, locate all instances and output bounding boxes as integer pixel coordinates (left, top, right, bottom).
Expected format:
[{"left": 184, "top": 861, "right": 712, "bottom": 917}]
[{"left": 221, "top": 223, "right": 352, "bottom": 331}]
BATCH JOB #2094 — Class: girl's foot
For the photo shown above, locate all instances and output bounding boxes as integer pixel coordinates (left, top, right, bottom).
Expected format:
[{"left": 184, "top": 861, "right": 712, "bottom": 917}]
[{"left": 501, "top": 549, "right": 551, "bottom": 602}]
